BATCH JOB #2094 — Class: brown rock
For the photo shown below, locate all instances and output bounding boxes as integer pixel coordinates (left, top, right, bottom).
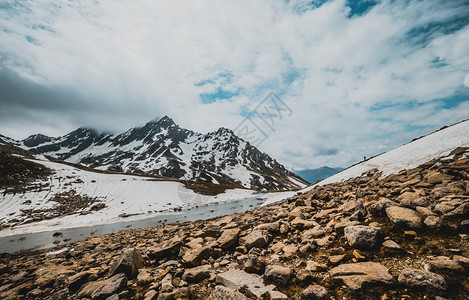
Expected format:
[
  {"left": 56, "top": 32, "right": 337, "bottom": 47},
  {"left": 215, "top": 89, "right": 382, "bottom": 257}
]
[
  {"left": 329, "top": 262, "right": 393, "bottom": 290},
  {"left": 385, "top": 206, "right": 422, "bottom": 229},
  {"left": 109, "top": 248, "right": 143, "bottom": 279}
]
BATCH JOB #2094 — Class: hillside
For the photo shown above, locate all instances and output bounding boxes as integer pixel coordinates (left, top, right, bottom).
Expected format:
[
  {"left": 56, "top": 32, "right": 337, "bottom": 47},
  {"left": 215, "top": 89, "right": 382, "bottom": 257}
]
[{"left": 0, "top": 143, "right": 468, "bottom": 299}]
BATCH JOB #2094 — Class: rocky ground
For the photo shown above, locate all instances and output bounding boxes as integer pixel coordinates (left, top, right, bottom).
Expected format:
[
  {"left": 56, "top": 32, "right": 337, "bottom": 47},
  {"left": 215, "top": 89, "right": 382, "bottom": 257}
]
[{"left": 0, "top": 147, "right": 468, "bottom": 299}]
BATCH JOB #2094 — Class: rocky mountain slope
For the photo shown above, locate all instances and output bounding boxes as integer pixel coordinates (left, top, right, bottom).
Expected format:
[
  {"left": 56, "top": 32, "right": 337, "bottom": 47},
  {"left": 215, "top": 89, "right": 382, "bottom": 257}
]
[
  {"left": 1, "top": 146, "right": 468, "bottom": 299},
  {"left": 2, "top": 116, "right": 307, "bottom": 191}
]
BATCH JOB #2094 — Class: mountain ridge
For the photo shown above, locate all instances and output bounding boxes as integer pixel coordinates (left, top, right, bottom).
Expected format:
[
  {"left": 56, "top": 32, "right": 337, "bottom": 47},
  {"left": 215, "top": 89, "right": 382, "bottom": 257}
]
[{"left": 2, "top": 116, "right": 307, "bottom": 191}]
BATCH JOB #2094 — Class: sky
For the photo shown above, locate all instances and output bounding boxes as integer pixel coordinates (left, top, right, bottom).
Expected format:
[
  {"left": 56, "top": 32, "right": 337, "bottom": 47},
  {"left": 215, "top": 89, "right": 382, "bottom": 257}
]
[{"left": 1, "top": 0, "right": 469, "bottom": 170}]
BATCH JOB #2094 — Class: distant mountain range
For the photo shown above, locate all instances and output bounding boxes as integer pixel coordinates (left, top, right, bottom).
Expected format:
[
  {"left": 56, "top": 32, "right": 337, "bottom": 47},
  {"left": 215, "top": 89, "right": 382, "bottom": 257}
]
[
  {"left": 0, "top": 116, "right": 308, "bottom": 191},
  {"left": 294, "top": 166, "right": 343, "bottom": 183}
]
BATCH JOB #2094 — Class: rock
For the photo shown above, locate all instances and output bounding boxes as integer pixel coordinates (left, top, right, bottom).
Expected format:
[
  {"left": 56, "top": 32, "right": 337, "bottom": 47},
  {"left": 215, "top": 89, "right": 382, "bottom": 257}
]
[
  {"left": 208, "top": 285, "right": 247, "bottom": 300},
  {"left": 385, "top": 206, "right": 422, "bottom": 229},
  {"left": 424, "top": 215, "right": 442, "bottom": 229},
  {"left": 344, "top": 225, "right": 380, "bottom": 249},
  {"left": 367, "top": 198, "right": 393, "bottom": 217},
  {"left": 268, "top": 290, "right": 289, "bottom": 300},
  {"left": 157, "top": 287, "right": 189, "bottom": 300},
  {"left": 453, "top": 255, "right": 469, "bottom": 268},
  {"left": 239, "top": 230, "right": 269, "bottom": 249},
  {"left": 217, "top": 229, "right": 240, "bottom": 249},
  {"left": 329, "top": 254, "right": 345, "bottom": 265},
  {"left": 144, "top": 290, "right": 157, "bottom": 300},
  {"left": 291, "top": 217, "right": 315, "bottom": 229},
  {"left": 264, "top": 265, "right": 293, "bottom": 286},
  {"left": 425, "top": 259, "right": 465, "bottom": 274},
  {"left": 182, "top": 265, "right": 211, "bottom": 283},
  {"left": 397, "top": 268, "right": 446, "bottom": 290},
  {"left": 68, "top": 271, "right": 94, "bottom": 293},
  {"left": 78, "top": 273, "right": 127, "bottom": 299},
  {"left": 160, "top": 273, "right": 173, "bottom": 293},
  {"left": 105, "top": 295, "right": 119, "bottom": 300},
  {"left": 216, "top": 269, "right": 275, "bottom": 298},
  {"left": 147, "top": 238, "right": 182, "bottom": 260},
  {"left": 301, "top": 284, "right": 328, "bottom": 299},
  {"left": 382, "top": 240, "right": 401, "bottom": 250},
  {"left": 242, "top": 255, "right": 266, "bottom": 275},
  {"left": 109, "top": 248, "right": 143, "bottom": 279},
  {"left": 254, "top": 222, "right": 280, "bottom": 233},
  {"left": 329, "top": 262, "right": 393, "bottom": 290},
  {"left": 306, "top": 261, "right": 328, "bottom": 272},
  {"left": 182, "top": 246, "right": 212, "bottom": 267},
  {"left": 137, "top": 269, "right": 154, "bottom": 286}
]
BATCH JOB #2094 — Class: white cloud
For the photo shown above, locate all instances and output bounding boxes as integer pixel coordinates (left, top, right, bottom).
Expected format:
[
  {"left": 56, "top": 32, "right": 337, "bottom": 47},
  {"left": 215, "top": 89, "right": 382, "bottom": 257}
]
[
  {"left": 464, "top": 74, "right": 469, "bottom": 87},
  {"left": 0, "top": 0, "right": 468, "bottom": 170}
]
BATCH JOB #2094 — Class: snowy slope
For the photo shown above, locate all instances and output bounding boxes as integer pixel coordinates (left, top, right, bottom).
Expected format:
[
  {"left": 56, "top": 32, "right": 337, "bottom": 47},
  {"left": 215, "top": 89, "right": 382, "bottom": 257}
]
[
  {"left": 0, "top": 155, "right": 258, "bottom": 236},
  {"left": 316, "top": 120, "right": 469, "bottom": 187},
  {"left": 6, "top": 116, "right": 307, "bottom": 191},
  {"left": 262, "top": 119, "right": 469, "bottom": 204}
]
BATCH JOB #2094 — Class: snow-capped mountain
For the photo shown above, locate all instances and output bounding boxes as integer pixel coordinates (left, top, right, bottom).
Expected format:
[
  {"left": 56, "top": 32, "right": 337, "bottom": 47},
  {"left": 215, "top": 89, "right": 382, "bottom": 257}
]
[{"left": 2, "top": 116, "right": 307, "bottom": 191}]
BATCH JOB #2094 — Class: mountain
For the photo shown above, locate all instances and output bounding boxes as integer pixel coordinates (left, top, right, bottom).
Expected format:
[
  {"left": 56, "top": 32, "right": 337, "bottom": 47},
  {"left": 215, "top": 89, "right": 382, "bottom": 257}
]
[
  {"left": 294, "top": 166, "right": 343, "bottom": 183},
  {"left": 4, "top": 116, "right": 307, "bottom": 191}
]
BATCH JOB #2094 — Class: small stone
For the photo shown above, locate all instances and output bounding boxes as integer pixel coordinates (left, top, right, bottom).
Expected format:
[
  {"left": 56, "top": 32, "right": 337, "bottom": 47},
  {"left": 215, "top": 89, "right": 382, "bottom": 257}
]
[
  {"left": 144, "top": 290, "right": 157, "bottom": 300},
  {"left": 301, "top": 283, "right": 328, "bottom": 299},
  {"left": 264, "top": 265, "right": 293, "bottom": 286},
  {"left": 329, "top": 254, "right": 346, "bottom": 265},
  {"left": 268, "top": 290, "right": 289, "bottom": 300},
  {"left": 216, "top": 269, "right": 275, "bottom": 298},
  {"left": 208, "top": 285, "right": 247, "bottom": 300},
  {"left": 217, "top": 229, "right": 240, "bottom": 249},
  {"left": 239, "top": 230, "right": 269, "bottom": 249},
  {"left": 398, "top": 268, "right": 446, "bottom": 290},
  {"left": 385, "top": 206, "right": 422, "bottom": 229},
  {"left": 424, "top": 215, "right": 442, "bottom": 229},
  {"left": 382, "top": 240, "right": 401, "bottom": 250},
  {"left": 182, "top": 265, "right": 211, "bottom": 283},
  {"left": 344, "top": 225, "right": 380, "bottom": 249}
]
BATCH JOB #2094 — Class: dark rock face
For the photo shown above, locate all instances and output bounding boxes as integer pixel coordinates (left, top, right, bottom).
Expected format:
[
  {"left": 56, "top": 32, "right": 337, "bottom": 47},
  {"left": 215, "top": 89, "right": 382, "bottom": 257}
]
[{"left": 12, "top": 116, "right": 307, "bottom": 191}]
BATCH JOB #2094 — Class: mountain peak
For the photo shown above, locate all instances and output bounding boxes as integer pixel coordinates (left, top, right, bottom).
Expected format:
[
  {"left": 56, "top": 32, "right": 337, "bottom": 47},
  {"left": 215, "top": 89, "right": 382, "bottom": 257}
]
[{"left": 156, "top": 115, "right": 176, "bottom": 127}]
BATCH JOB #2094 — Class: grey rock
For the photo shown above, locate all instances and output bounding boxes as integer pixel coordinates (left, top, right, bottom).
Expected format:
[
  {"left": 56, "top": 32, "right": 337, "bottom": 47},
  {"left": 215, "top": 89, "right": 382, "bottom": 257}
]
[
  {"left": 398, "top": 268, "right": 446, "bottom": 290},
  {"left": 301, "top": 283, "right": 328, "bottom": 299},
  {"left": 216, "top": 269, "right": 275, "bottom": 298},
  {"left": 344, "top": 225, "right": 380, "bottom": 249}
]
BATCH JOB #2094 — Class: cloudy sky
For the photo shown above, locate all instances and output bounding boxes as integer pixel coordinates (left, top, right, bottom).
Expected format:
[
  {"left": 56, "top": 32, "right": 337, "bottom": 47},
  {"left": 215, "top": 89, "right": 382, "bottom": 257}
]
[{"left": 1, "top": 0, "right": 469, "bottom": 170}]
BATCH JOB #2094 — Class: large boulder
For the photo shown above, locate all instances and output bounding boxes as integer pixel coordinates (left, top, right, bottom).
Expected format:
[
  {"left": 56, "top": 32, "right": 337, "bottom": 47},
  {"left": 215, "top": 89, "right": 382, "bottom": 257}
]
[
  {"left": 217, "top": 229, "right": 240, "bottom": 249},
  {"left": 78, "top": 273, "right": 127, "bottom": 299},
  {"left": 385, "top": 206, "right": 422, "bottom": 229},
  {"left": 343, "top": 225, "right": 380, "bottom": 249},
  {"left": 329, "top": 262, "right": 393, "bottom": 290},
  {"left": 109, "top": 248, "right": 143, "bottom": 279}
]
